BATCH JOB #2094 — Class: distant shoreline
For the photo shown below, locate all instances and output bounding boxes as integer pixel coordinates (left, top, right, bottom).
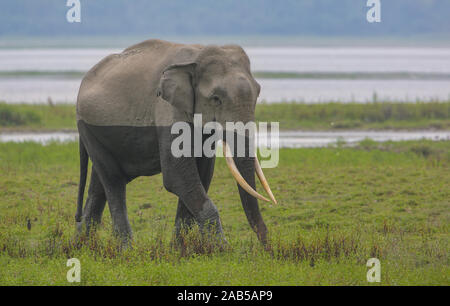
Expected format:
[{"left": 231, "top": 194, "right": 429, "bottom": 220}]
[
  {"left": 1, "top": 35, "right": 450, "bottom": 49},
  {"left": 2, "top": 70, "right": 450, "bottom": 81}
]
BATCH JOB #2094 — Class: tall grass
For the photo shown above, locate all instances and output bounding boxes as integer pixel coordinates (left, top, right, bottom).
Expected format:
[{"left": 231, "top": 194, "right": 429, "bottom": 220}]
[
  {"left": 0, "top": 104, "right": 41, "bottom": 126},
  {"left": 256, "top": 101, "right": 450, "bottom": 129},
  {"left": 0, "top": 102, "right": 76, "bottom": 130}
]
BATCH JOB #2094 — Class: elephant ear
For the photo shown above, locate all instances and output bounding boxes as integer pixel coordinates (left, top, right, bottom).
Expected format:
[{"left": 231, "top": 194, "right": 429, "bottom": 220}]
[{"left": 157, "top": 62, "right": 197, "bottom": 115}]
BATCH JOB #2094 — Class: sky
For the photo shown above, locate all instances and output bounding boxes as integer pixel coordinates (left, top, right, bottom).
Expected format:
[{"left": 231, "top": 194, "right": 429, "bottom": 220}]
[{"left": 0, "top": 0, "right": 449, "bottom": 38}]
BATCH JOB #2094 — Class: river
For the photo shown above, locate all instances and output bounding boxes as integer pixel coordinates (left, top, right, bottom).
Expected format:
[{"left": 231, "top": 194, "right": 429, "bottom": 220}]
[
  {"left": 1, "top": 130, "right": 449, "bottom": 148},
  {"left": 1, "top": 46, "right": 449, "bottom": 103}
]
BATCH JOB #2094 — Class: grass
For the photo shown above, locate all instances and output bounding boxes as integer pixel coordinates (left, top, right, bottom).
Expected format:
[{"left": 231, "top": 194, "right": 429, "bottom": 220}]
[
  {"left": 255, "top": 101, "right": 450, "bottom": 130},
  {"left": 1, "top": 101, "right": 449, "bottom": 132},
  {"left": 0, "top": 139, "right": 448, "bottom": 285},
  {"left": 0, "top": 103, "right": 76, "bottom": 131},
  {"left": 0, "top": 71, "right": 85, "bottom": 79},
  {"left": 0, "top": 104, "right": 41, "bottom": 127}
]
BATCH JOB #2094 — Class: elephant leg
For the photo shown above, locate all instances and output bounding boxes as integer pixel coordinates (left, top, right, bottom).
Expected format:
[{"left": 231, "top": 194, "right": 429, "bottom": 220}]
[
  {"left": 104, "top": 180, "right": 130, "bottom": 243},
  {"left": 78, "top": 122, "right": 132, "bottom": 245},
  {"left": 175, "top": 155, "right": 216, "bottom": 240},
  {"left": 82, "top": 166, "right": 107, "bottom": 234},
  {"left": 158, "top": 127, "right": 224, "bottom": 242}
]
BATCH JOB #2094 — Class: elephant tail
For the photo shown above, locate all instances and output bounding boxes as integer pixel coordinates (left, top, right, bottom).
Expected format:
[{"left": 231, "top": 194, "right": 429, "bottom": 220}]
[{"left": 75, "top": 138, "right": 88, "bottom": 223}]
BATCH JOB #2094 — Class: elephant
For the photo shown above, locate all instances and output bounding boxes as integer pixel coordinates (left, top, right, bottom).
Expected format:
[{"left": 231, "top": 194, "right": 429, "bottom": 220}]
[{"left": 75, "top": 39, "right": 277, "bottom": 247}]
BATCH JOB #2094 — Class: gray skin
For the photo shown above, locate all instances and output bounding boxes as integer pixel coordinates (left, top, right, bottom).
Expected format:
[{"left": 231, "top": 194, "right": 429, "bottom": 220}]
[{"left": 76, "top": 39, "right": 268, "bottom": 246}]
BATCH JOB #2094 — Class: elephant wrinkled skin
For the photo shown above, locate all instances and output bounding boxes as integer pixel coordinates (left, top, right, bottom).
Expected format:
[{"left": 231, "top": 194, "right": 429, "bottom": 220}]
[{"left": 76, "top": 39, "right": 275, "bottom": 247}]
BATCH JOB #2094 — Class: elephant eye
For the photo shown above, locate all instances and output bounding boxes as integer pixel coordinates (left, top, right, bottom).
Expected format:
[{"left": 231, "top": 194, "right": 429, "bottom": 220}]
[{"left": 211, "top": 95, "right": 222, "bottom": 106}]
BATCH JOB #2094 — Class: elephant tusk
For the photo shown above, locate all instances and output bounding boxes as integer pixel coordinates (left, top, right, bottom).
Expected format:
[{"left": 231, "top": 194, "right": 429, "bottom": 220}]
[
  {"left": 254, "top": 157, "right": 278, "bottom": 205},
  {"left": 222, "top": 141, "right": 271, "bottom": 203}
]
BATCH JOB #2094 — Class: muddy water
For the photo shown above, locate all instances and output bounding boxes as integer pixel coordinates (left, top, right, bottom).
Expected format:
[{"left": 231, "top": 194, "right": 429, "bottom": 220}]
[{"left": 1, "top": 131, "right": 449, "bottom": 148}]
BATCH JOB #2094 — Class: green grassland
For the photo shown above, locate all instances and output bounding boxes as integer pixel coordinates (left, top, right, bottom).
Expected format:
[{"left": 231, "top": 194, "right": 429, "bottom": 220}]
[
  {"left": 0, "top": 140, "right": 448, "bottom": 285},
  {"left": 256, "top": 101, "right": 450, "bottom": 130},
  {"left": 1, "top": 101, "right": 449, "bottom": 131},
  {"left": 0, "top": 103, "right": 76, "bottom": 131}
]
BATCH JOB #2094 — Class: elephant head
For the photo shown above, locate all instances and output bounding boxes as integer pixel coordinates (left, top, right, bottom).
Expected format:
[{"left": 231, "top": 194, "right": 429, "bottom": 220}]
[{"left": 157, "top": 45, "right": 276, "bottom": 243}]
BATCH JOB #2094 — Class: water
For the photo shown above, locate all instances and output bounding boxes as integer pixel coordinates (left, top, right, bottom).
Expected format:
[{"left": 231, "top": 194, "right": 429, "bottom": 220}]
[
  {"left": 1, "top": 47, "right": 450, "bottom": 103},
  {"left": 0, "top": 132, "right": 78, "bottom": 144},
  {"left": 259, "top": 79, "right": 450, "bottom": 103},
  {"left": 246, "top": 47, "right": 450, "bottom": 73},
  {"left": 2, "top": 47, "right": 450, "bottom": 73},
  {"left": 0, "top": 78, "right": 81, "bottom": 103},
  {"left": 267, "top": 130, "right": 450, "bottom": 148},
  {"left": 3, "top": 78, "right": 448, "bottom": 104},
  {"left": 2, "top": 131, "right": 449, "bottom": 148}
]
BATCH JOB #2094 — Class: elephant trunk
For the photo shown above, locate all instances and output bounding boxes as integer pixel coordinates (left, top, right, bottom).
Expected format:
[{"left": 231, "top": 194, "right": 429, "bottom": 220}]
[
  {"left": 220, "top": 131, "right": 277, "bottom": 245},
  {"left": 233, "top": 155, "right": 269, "bottom": 244}
]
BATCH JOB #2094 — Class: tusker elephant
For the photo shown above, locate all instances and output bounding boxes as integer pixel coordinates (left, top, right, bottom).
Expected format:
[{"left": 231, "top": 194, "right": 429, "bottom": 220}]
[{"left": 75, "top": 39, "right": 277, "bottom": 247}]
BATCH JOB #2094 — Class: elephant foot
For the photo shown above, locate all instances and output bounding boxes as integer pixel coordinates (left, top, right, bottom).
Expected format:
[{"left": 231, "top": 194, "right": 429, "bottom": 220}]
[
  {"left": 112, "top": 226, "right": 133, "bottom": 251},
  {"left": 174, "top": 223, "right": 226, "bottom": 245},
  {"left": 174, "top": 223, "right": 229, "bottom": 254},
  {"left": 212, "top": 233, "right": 230, "bottom": 252},
  {"left": 175, "top": 231, "right": 229, "bottom": 255},
  {"left": 76, "top": 221, "right": 83, "bottom": 234},
  {"left": 74, "top": 217, "right": 106, "bottom": 249},
  {"left": 74, "top": 219, "right": 90, "bottom": 241},
  {"left": 75, "top": 216, "right": 101, "bottom": 236},
  {"left": 118, "top": 237, "right": 133, "bottom": 251},
  {"left": 197, "top": 199, "right": 223, "bottom": 230}
]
